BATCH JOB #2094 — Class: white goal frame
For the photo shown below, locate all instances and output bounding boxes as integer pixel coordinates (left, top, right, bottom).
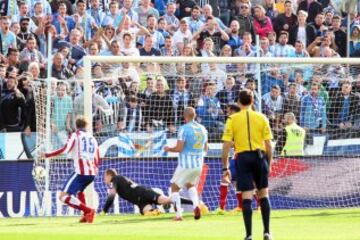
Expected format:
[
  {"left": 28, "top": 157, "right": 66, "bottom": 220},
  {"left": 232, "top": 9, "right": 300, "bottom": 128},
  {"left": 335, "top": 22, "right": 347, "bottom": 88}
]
[{"left": 81, "top": 56, "right": 359, "bottom": 209}]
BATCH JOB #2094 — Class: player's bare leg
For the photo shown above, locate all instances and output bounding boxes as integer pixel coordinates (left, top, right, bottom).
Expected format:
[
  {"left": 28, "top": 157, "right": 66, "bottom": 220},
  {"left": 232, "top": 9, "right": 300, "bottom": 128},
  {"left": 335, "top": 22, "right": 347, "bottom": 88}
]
[
  {"left": 258, "top": 188, "right": 272, "bottom": 240},
  {"left": 251, "top": 183, "right": 260, "bottom": 211},
  {"left": 59, "top": 192, "right": 95, "bottom": 223},
  {"left": 157, "top": 195, "right": 172, "bottom": 205},
  {"left": 155, "top": 195, "right": 172, "bottom": 212},
  {"left": 170, "top": 183, "right": 183, "bottom": 221},
  {"left": 254, "top": 190, "right": 260, "bottom": 210},
  {"left": 185, "top": 183, "right": 201, "bottom": 220}
]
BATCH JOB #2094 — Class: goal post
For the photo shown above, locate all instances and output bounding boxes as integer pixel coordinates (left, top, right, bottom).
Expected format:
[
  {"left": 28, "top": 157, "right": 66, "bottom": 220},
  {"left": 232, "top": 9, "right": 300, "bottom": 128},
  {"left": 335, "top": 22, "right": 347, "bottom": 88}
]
[
  {"left": 82, "top": 57, "right": 97, "bottom": 210},
  {"left": 33, "top": 55, "right": 360, "bottom": 216},
  {"left": 44, "top": 32, "right": 53, "bottom": 193},
  {"left": 83, "top": 57, "right": 93, "bottom": 129}
]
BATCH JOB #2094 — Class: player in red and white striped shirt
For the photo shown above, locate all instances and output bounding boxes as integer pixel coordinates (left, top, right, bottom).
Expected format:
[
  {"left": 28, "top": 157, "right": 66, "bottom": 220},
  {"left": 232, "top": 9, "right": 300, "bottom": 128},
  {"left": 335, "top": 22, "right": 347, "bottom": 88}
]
[{"left": 44, "top": 117, "right": 100, "bottom": 223}]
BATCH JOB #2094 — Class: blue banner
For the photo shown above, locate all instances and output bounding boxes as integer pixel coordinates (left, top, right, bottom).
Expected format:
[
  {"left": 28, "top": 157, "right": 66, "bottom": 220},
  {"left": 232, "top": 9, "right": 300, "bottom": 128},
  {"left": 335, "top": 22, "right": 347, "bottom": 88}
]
[
  {"left": 1, "top": 157, "right": 360, "bottom": 217},
  {"left": 0, "top": 161, "right": 36, "bottom": 217}
]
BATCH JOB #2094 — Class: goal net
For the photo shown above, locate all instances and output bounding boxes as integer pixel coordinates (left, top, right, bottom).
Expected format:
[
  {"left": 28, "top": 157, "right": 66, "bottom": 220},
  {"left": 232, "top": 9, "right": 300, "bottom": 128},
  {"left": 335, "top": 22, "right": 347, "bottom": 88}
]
[{"left": 33, "top": 56, "right": 360, "bottom": 216}]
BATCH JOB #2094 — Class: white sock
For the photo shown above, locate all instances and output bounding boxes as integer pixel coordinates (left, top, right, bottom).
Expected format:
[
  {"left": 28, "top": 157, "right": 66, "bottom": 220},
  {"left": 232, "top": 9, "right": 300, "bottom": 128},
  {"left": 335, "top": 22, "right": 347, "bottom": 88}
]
[
  {"left": 68, "top": 195, "right": 81, "bottom": 205},
  {"left": 188, "top": 187, "right": 199, "bottom": 209},
  {"left": 171, "top": 192, "right": 181, "bottom": 217},
  {"left": 60, "top": 195, "right": 81, "bottom": 206}
]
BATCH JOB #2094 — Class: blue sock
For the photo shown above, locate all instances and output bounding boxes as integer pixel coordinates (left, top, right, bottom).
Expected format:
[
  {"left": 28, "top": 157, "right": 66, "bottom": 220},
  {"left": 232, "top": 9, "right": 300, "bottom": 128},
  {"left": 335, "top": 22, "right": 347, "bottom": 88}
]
[
  {"left": 260, "top": 197, "right": 271, "bottom": 234},
  {"left": 242, "top": 199, "right": 253, "bottom": 238}
]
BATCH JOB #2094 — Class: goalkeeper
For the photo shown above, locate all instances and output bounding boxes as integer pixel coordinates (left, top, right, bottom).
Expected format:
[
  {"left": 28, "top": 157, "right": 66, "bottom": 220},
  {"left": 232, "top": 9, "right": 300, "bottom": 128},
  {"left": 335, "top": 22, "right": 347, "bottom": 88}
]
[{"left": 102, "top": 168, "right": 198, "bottom": 216}]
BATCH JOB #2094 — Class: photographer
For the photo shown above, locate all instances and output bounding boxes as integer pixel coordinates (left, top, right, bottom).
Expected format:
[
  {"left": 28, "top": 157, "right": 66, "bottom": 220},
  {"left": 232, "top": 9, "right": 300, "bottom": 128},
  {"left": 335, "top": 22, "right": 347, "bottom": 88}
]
[
  {"left": 307, "top": 33, "right": 339, "bottom": 57},
  {"left": 0, "top": 76, "right": 28, "bottom": 132}
]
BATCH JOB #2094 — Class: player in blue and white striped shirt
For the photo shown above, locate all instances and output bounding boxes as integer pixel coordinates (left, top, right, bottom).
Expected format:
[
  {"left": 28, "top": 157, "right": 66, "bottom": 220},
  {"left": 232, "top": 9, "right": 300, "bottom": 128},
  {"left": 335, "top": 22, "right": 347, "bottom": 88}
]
[{"left": 164, "top": 107, "right": 208, "bottom": 221}]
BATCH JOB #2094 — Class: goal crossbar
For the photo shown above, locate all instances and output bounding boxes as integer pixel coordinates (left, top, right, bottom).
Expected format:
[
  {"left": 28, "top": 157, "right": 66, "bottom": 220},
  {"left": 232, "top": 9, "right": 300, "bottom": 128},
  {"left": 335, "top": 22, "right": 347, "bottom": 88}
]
[{"left": 84, "top": 56, "right": 360, "bottom": 64}]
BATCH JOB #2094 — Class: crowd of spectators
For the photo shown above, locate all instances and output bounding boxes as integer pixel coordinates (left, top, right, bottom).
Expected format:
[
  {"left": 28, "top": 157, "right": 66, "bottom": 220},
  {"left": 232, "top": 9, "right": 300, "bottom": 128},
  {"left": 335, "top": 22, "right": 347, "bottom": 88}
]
[{"left": 0, "top": 0, "right": 359, "bottom": 145}]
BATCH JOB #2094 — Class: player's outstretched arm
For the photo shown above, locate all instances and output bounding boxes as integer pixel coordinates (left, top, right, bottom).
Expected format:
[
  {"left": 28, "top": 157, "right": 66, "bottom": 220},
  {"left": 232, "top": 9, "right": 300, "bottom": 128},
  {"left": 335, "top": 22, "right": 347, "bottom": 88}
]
[
  {"left": 102, "top": 190, "right": 116, "bottom": 214},
  {"left": 44, "top": 133, "right": 76, "bottom": 158}
]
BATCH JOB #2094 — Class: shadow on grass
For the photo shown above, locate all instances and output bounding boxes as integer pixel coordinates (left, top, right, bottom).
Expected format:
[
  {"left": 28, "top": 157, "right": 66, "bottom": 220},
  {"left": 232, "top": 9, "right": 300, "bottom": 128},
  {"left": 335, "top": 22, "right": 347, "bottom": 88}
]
[
  {"left": 94, "top": 214, "right": 217, "bottom": 225},
  {"left": 3, "top": 223, "right": 38, "bottom": 227},
  {"left": 102, "top": 217, "right": 180, "bottom": 225},
  {"left": 273, "top": 211, "right": 360, "bottom": 219}
]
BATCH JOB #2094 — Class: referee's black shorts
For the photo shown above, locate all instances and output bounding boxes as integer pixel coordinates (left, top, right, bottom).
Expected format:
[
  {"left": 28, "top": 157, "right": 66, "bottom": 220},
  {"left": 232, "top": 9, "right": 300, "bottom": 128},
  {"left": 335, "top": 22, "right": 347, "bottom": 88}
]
[{"left": 234, "top": 151, "right": 269, "bottom": 192}]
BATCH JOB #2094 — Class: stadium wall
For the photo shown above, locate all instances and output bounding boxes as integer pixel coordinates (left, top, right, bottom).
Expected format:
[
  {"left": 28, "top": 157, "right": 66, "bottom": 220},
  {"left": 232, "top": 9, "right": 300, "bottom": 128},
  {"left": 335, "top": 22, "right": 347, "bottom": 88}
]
[{"left": 1, "top": 157, "right": 359, "bottom": 217}]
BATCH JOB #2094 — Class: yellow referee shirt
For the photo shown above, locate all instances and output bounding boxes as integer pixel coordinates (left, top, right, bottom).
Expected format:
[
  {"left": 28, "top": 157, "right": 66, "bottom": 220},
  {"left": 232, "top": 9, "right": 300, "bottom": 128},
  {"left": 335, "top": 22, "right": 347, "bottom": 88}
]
[{"left": 222, "top": 108, "right": 273, "bottom": 153}]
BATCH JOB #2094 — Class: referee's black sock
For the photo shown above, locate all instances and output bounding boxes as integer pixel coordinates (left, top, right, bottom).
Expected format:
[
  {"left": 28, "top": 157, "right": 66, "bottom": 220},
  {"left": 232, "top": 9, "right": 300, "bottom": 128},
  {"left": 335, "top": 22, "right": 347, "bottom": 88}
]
[
  {"left": 242, "top": 199, "right": 253, "bottom": 238},
  {"left": 260, "top": 197, "right": 271, "bottom": 234}
]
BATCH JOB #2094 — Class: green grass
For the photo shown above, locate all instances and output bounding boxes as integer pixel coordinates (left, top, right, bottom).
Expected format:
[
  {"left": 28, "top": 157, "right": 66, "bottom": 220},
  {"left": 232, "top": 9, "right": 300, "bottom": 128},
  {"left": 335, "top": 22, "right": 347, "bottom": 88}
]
[{"left": 1, "top": 208, "right": 360, "bottom": 240}]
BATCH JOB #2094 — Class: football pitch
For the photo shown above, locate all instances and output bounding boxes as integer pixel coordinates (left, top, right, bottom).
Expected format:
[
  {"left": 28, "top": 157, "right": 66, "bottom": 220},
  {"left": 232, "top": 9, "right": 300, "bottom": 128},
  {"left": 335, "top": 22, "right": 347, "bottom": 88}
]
[{"left": 1, "top": 208, "right": 360, "bottom": 240}]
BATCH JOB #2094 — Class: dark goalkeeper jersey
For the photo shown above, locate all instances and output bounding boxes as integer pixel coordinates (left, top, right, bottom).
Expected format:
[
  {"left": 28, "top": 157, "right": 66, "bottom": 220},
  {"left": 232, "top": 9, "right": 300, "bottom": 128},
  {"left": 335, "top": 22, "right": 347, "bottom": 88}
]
[
  {"left": 103, "top": 175, "right": 160, "bottom": 213},
  {"left": 112, "top": 175, "right": 142, "bottom": 202}
]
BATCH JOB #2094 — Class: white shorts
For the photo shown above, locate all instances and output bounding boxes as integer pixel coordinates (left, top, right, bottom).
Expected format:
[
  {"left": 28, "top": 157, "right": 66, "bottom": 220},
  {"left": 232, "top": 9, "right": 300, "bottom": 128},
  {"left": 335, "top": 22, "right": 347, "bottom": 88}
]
[{"left": 170, "top": 166, "right": 202, "bottom": 188}]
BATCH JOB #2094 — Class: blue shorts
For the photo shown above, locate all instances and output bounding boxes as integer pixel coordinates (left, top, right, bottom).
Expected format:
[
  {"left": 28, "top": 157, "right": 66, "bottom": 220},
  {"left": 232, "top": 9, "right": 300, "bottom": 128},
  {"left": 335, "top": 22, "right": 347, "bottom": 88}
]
[
  {"left": 230, "top": 159, "right": 237, "bottom": 182},
  {"left": 62, "top": 173, "right": 95, "bottom": 195},
  {"left": 235, "top": 151, "right": 269, "bottom": 192}
]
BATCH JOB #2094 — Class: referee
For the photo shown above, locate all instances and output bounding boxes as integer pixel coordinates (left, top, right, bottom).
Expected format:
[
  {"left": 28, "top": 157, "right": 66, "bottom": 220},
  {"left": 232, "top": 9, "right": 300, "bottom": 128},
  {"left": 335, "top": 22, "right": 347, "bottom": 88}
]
[{"left": 222, "top": 89, "right": 273, "bottom": 240}]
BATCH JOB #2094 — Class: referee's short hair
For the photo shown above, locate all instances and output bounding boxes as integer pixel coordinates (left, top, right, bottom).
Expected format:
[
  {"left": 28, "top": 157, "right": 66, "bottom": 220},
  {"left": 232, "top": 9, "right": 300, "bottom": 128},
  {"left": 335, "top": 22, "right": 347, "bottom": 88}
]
[
  {"left": 238, "top": 89, "right": 253, "bottom": 106},
  {"left": 105, "top": 168, "right": 118, "bottom": 177},
  {"left": 227, "top": 103, "right": 240, "bottom": 112}
]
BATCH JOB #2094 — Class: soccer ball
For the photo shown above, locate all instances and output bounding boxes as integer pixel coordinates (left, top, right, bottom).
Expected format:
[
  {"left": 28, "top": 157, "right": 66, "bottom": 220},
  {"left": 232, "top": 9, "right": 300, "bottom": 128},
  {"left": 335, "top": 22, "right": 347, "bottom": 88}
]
[{"left": 32, "top": 166, "right": 46, "bottom": 180}]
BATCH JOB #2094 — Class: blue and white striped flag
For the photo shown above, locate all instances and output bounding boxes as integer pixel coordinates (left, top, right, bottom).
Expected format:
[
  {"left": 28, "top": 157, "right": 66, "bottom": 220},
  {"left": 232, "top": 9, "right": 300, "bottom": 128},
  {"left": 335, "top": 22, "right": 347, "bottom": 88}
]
[
  {"left": 134, "top": 130, "right": 168, "bottom": 157},
  {"left": 99, "top": 131, "right": 168, "bottom": 158},
  {"left": 117, "top": 134, "right": 136, "bottom": 157}
]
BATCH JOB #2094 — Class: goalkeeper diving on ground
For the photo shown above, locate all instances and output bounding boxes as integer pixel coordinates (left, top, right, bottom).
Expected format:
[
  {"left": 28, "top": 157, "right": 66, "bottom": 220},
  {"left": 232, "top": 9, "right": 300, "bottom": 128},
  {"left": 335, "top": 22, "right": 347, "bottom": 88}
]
[{"left": 101, "top": 168, "right": 208, "bottom": 216}]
